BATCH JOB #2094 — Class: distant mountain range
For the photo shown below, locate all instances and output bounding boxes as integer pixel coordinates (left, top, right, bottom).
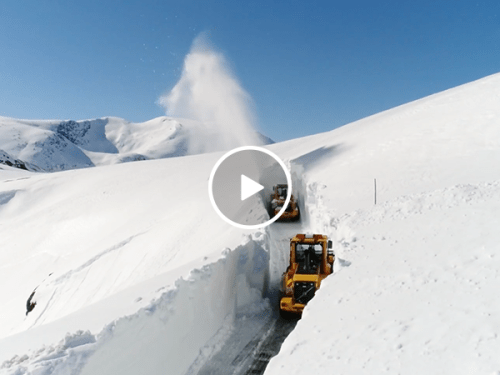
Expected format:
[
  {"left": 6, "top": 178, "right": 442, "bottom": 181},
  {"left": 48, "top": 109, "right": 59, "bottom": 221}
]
[{"left": 0, "top": 116, "right": 274, "bottom": 172}]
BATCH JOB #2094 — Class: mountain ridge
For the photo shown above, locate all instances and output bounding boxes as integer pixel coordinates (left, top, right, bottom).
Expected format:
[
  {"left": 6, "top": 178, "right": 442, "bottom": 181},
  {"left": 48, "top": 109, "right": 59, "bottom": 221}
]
[{"left": 0, "top": 116, "right": 274, "bottom": 172}]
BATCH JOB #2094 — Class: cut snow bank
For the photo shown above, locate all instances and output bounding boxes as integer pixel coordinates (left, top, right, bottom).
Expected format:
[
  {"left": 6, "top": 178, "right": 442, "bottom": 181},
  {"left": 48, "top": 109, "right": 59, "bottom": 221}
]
[
  {"left": 265, "top": 180, "right": 500, "bottom": 375},
  {"left": 1, "top": 233, "right": 270, "bottom": 375}
]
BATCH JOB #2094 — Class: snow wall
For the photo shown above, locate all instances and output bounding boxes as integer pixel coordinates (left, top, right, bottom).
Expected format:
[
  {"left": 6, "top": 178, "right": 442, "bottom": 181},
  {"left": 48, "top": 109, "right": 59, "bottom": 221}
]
[
  {"left": 81, "top": 234, "right": 269, "bottom": 375},
  {"left": 1, "top": 234, "right": 270, "bottom": 375}
]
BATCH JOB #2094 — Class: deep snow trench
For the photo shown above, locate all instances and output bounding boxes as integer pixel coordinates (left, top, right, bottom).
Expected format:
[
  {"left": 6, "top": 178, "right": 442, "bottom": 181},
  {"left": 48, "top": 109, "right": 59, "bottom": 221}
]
[
  {"left": 193, "top": 163, "right": 338, "bottom": 375},
  {"left": 0, "top": 165, "right": 339, "bottom": 375},
  {"left": 194, "top": 221, "right": 302, "bottom": 375}
]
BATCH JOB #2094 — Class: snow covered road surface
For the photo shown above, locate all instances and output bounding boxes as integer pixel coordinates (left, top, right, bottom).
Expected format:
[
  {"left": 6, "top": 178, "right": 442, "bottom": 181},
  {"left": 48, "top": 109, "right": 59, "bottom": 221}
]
[{"left": 239, "top": 318, "right": 297, "bottom": 375}]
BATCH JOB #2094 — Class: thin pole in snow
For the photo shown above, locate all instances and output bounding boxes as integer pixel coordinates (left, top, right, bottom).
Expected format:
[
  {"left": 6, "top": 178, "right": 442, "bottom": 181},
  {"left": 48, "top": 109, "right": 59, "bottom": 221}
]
[{"left": 374, "top": 178, "right": 377, "bottom": 205}]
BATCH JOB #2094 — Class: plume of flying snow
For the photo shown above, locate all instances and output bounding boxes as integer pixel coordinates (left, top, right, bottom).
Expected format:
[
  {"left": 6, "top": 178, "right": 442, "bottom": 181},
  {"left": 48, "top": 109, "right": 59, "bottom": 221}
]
[{"left": 158, "top": 34, "right": 262, "bottom": 154}]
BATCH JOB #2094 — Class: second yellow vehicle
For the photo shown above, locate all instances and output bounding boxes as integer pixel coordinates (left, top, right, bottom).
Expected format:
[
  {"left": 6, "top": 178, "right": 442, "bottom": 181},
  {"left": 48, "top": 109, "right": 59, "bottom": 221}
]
[{"left": 270, "top": 184, "right": 300, "bottom": 221}]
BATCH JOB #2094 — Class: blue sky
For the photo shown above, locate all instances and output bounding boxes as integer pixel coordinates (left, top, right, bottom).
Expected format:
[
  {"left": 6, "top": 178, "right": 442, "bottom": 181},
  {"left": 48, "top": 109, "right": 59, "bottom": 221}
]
[{"left": 1, "top": 0, "right": 499, "bottom": 142}]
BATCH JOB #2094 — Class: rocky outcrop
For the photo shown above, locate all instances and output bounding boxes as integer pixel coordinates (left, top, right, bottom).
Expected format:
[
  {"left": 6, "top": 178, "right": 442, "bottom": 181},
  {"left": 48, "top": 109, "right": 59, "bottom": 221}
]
[{"left": 0, "top": 150, "right": 30, "bottom": 171}]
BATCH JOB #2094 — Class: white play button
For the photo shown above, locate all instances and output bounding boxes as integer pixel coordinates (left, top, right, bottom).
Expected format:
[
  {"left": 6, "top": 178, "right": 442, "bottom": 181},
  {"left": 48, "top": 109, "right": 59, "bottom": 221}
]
[
  {"left": 241, "top": 174, "right": 264, "bottom": 201},
  {"left": 208, "top": 146, "right": 292, "bottom": 229}
]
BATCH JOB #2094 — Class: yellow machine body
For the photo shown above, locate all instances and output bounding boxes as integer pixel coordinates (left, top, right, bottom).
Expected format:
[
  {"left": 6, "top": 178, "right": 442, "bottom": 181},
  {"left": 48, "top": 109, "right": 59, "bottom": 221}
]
[
  {"left": 280, "top": 234, "right": 334, "bottom": 316},
  {"left": 270, "top": 184, "right": 300, "bottom": 221}
]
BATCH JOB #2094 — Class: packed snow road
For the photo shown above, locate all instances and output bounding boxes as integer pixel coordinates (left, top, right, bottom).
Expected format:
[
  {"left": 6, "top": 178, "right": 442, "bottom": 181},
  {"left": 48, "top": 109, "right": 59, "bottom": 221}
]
[
  {"left": 195, "top": 221, "right": 303, "bottom": 375},
  {"left": 195, "top": 310, "right": 297, "bottom": 375},
  {"left": 237, "top": 317, "right": 297, "bottom": 375}
]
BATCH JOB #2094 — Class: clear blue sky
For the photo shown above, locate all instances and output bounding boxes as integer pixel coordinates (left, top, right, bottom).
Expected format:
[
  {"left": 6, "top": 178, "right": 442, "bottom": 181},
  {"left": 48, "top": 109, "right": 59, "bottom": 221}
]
[{"left": 1, "top": 0, "right": 499, "bottom": 142}]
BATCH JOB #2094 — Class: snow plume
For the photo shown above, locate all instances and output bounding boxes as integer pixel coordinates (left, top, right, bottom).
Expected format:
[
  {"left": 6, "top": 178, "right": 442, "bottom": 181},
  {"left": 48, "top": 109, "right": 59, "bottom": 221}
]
[{"left": 158, "top": 33, "right": 262, "bottom": 154}]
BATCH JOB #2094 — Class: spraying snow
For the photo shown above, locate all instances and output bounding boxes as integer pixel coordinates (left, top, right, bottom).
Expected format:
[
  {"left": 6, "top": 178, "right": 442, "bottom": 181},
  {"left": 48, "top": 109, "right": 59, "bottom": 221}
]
[{"left": 158, "top": 34, "right": 262, "bottom": 153}]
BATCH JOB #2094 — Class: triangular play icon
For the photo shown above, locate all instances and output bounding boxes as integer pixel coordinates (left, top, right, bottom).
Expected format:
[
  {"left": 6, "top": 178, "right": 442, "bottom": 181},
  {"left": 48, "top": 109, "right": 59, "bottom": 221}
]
[{"left": 241, "top": 174, "right": 264, "bottom": 201}]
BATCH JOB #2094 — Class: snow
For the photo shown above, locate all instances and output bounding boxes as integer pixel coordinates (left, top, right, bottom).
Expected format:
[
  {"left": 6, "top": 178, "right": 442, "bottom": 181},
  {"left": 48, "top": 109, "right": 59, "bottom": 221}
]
[
  {"left": 266, "top": 182, "right": 500, "bottom": 375},
  {"left": 264, "top": 73, "right": 500, "bottom": 374},
  {"left": 0, "top": 116, "right": 271, "bottom": 172},
  {"left": 1, "top": 72, "right": 500, "bottom": 374},
  {"left": 157, "top": 34, "right": 262, "bottom": 154}
]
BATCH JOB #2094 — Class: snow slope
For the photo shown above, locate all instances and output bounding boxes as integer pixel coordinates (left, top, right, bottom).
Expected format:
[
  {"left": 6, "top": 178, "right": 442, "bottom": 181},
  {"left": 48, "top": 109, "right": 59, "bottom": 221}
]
[
  {"left": 0, "top": 152, "right": 266, "bottom": 374},
  {"left": 264, "top": 72, "right": 500, "bottom": 374},
  {"left": 0, "top": 116, "right": 272, "bottom": 171},
  {"left": 1, "top": 72, "right": 500, "bottom": 374},
  {"left": 266, "top": 182, "right": 500, "bottom": 375}
]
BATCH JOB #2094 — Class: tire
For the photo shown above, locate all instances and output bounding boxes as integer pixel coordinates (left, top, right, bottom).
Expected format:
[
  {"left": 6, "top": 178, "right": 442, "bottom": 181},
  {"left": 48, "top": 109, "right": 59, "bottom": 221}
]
[{"left": 279, "top": 308, "right": 293, "bottom": 320}]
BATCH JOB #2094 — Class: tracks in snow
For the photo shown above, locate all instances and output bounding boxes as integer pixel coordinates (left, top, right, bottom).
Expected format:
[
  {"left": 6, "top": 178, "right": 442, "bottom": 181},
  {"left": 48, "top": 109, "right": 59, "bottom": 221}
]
[
  {"left": 237, "top": 317, "right": 297, "bottom": 375},
  {"left": 196, "top": 221, "right": 304, "bottom": 375}
]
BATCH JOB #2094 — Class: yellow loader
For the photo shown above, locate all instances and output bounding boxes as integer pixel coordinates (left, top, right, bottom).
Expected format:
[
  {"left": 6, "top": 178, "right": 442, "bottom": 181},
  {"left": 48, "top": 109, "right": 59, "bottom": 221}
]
[{"left": 280, "top": 234, "right": 334, "bottom": 318}]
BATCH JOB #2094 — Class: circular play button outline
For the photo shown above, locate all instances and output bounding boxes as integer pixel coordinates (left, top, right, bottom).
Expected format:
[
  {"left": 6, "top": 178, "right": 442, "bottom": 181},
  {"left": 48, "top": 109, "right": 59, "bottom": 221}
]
[{"left": 208, "top": 146, "right": 292, "bottom": 229}]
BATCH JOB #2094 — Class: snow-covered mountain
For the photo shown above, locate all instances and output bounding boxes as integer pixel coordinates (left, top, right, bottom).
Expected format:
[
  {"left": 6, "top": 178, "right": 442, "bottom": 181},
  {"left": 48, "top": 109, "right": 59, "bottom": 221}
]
[
  {"left": 0, "top": 116, "right": 273, "bottom": 172},
  {"left": 1, "top": 72, "right": 500, "bottom": 375}
]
